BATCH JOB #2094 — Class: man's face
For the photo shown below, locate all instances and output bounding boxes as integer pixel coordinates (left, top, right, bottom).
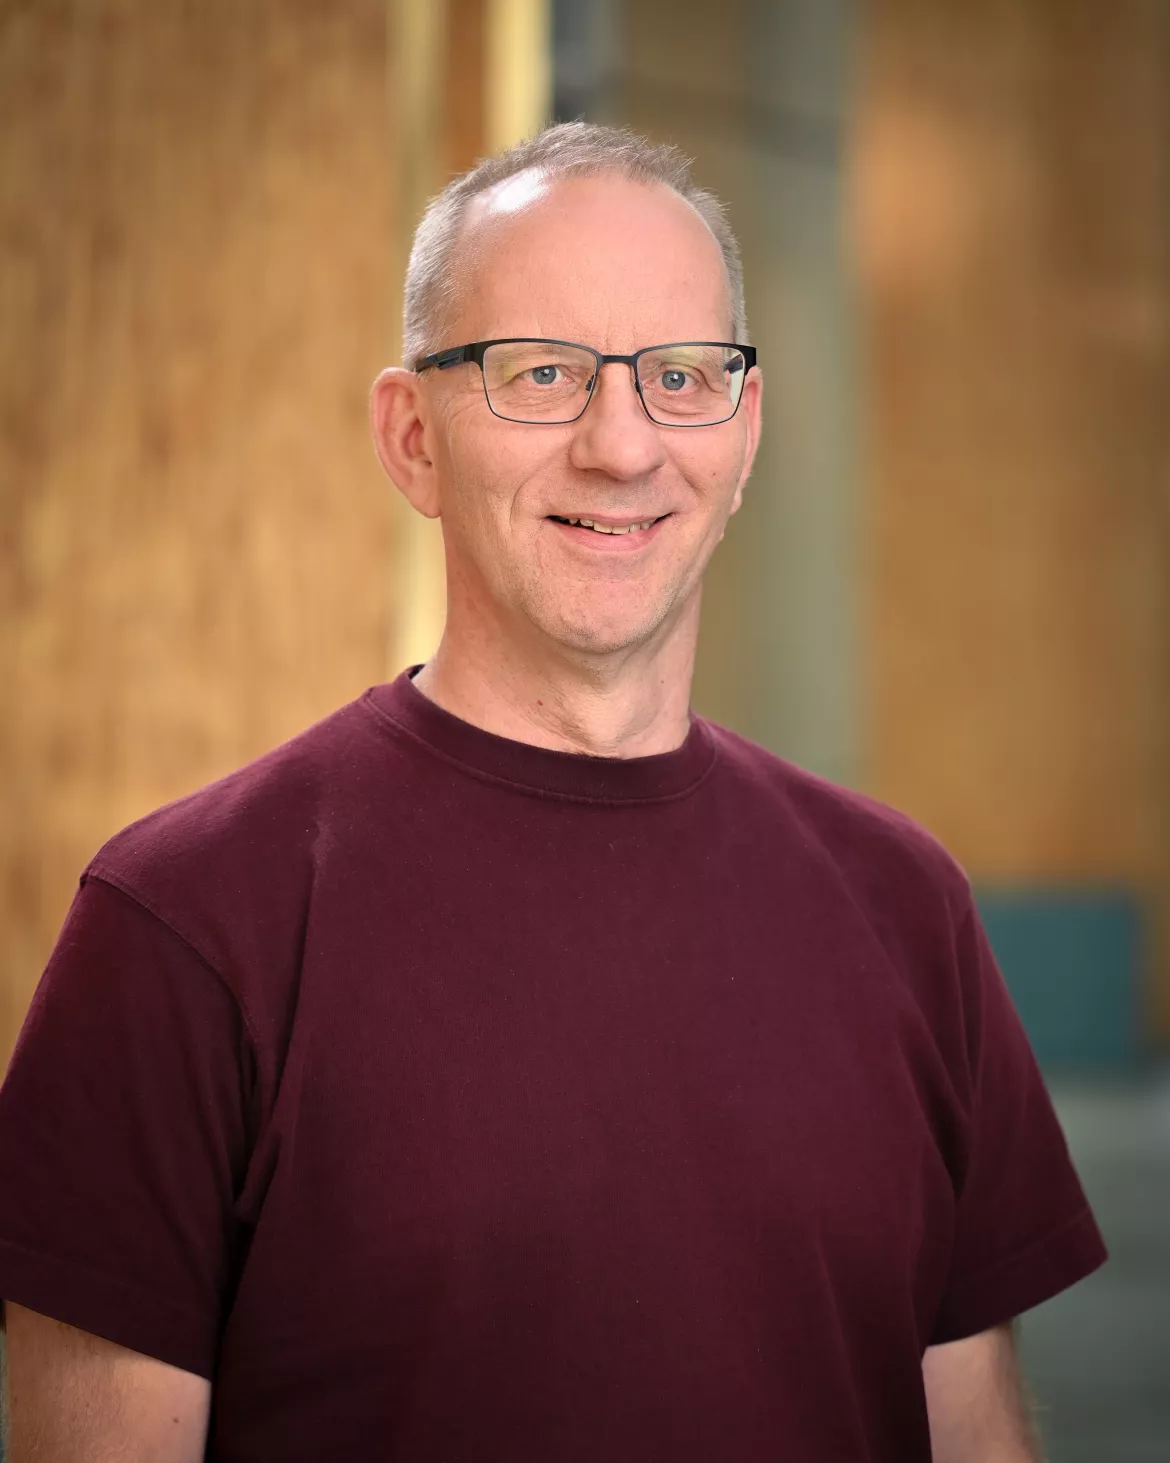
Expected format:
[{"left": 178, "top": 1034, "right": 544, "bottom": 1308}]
[{"left": 420, "top": 172, "right": 761, "bottom": 658}]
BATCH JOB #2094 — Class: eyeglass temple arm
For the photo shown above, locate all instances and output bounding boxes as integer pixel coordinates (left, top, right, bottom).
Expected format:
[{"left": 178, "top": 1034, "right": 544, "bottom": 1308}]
[{"left": 415, "top": 346, "right": 472, "bottom": 372}]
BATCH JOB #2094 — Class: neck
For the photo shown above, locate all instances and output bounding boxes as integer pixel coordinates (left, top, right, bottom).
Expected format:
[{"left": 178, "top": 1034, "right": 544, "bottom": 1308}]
[{"left": 411, "top": 593, "right": 701, "bottom": 760}]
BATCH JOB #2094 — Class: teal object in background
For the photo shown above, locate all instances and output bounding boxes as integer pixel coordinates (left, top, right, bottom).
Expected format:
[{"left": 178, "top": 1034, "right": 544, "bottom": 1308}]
[{"left": 975, "top": 887, "right": 1145, "bottom": 1074}]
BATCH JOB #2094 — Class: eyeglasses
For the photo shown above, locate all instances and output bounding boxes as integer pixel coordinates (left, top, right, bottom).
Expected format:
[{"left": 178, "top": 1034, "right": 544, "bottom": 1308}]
[{"left": 414, "top": 338, "right": 757, "bottom": 427}]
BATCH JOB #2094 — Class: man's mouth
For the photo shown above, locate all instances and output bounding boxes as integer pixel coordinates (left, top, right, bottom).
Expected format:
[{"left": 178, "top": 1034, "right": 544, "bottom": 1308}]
[{"left": 547, "top": 514, "right": 669, "bottom": 536}]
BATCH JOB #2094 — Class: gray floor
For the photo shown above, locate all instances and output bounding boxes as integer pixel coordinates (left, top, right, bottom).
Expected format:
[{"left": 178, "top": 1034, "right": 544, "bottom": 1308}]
[{"left": 1020, "top": 1074, "right": 1170, "bottom": 1462}]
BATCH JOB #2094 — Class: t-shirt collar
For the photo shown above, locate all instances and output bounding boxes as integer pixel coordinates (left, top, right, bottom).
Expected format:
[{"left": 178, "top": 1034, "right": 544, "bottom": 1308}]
[{"left": 365, "top": 666, "right": 716, "bottom": 803}]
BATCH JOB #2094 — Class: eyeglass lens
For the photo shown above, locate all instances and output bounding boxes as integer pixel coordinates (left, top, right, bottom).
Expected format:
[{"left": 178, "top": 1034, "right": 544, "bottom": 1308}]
[{"left": 481, "top": 342, "right": 746, "bottom": 425}]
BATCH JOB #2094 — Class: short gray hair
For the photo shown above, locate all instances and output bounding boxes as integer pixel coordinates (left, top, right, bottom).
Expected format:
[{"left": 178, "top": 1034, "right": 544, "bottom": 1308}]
[{"left": 403, "top": 121, "right": 747, "bottom": 369}]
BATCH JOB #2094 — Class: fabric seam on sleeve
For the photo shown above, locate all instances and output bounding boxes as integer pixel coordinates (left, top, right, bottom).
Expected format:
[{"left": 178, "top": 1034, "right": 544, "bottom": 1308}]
[
  {"left": 0, "top": 1232, "right": 215, "bottom": 1377},
  {"left": 942, "top": 1202, "right": 1098, "bottom": 1302},
  {"left": 81, "top": 868, "right": 262, "bottom": 1054}
]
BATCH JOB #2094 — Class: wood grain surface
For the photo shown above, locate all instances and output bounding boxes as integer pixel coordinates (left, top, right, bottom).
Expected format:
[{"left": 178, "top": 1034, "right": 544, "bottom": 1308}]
[
  {"left": 0, "top": 0, "right": 397, "bottom": 1064},
  {"left": 853, "top": 0, "right": 1170, "bottom": 1027}
]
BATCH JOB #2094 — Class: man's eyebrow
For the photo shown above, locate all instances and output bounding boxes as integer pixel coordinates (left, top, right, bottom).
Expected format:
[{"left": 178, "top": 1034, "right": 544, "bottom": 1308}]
[{"left": 486, "top": 342, "right": 585, "bottom": 363}]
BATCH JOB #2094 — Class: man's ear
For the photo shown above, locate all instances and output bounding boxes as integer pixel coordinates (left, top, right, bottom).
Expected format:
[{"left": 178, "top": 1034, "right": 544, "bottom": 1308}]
[
  {"left": 728, "top": 365, "right": 763, "bottom": 517},
  {"left": 369, "top": 368, "right": 442, "bottom": 520}
]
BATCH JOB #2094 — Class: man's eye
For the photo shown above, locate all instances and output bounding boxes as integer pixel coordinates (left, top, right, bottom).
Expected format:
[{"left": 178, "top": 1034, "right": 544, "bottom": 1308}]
[
  {"left": 659, "top": 368, "right": 691, "bottom": 391},
  {"left": 527, "top": 364, "right": 562, "bottom": 385}
]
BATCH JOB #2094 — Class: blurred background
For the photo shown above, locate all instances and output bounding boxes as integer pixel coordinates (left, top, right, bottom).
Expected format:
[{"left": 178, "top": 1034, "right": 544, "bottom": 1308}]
[{"left": 1, "top": 0, "right": 1167, "bottom": 1457}]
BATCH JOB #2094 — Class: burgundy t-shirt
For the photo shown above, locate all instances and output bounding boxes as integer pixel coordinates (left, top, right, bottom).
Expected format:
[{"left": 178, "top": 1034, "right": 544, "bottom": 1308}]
[{"left": 0, "top": 670, "right": 1105, "bottom": 1460}]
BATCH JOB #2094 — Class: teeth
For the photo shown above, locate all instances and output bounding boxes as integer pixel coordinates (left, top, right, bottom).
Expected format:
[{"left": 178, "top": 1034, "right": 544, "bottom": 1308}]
[{"left": 563, "top": 516, "right": 660, "bottom": 534}]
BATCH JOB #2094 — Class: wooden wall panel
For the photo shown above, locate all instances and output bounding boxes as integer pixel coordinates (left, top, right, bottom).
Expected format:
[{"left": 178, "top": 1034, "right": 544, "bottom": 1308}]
[
  {"left": 446, "top": 0, "right": 488, "bottom": 178},
  {"left": 854, "top": 0, "right": 1170, "bottom": 1025},
  {"left": 0, "top": 1, "right": 396, "bottom": 1065}
]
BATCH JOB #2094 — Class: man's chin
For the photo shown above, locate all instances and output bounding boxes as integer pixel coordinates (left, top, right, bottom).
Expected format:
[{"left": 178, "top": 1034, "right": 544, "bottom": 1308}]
[
  {"left": 536, "top": 606, "right": 672, "bottom": 659},
  {"left": 513, "top": 578, "right": 693, "bottom": 660}
]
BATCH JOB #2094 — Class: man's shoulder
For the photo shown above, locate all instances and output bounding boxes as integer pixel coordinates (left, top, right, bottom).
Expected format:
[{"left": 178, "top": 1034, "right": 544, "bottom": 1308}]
[
  {"left": 706, "top": 719, "right": 970, "bottom": 913},
  {"left": 86, "top": 692, "right": 387, "bottom": 928}
]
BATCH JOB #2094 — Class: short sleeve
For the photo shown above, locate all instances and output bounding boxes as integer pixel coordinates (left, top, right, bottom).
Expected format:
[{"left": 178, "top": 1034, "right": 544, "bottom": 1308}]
[
  {"left": 929, "top": 903, "right": 1108, "bottom": 1344},
  {"left": 0, "top": 874, "right": 250, "bottom": 1377}
]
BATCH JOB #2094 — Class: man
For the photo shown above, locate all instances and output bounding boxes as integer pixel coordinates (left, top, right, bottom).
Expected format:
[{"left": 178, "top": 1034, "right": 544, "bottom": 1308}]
[{"left": 0, "top": 122, "right": 1105, "bottom": 1461}]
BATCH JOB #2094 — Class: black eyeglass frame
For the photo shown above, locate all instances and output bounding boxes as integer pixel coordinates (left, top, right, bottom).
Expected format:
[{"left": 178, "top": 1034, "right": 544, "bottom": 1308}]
[{"left": 414, "top": 337, "right": 758, "bottom": 427}]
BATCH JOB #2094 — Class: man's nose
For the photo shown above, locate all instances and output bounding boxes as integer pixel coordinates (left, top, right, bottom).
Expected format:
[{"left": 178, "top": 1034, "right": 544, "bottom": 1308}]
[{"left": 567, "top": 362, "right": 667, "bottom": 481}]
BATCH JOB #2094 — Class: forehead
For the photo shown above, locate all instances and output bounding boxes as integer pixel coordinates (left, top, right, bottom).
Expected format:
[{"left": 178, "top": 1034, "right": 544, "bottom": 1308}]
[{"left": 450, "top": 171, "right": 733, "bottom": 349}]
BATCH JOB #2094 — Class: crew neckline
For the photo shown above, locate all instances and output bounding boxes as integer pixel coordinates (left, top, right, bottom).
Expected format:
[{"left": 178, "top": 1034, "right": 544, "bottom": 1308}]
[{"left": 363, "top": 667, "right": 717, "bottom": 803}]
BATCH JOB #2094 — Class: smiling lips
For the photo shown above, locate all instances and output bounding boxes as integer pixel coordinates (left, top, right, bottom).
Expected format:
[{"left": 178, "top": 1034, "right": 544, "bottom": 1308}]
[{"left": 548, "top": 514, "right": 666, "bottom": 536}]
